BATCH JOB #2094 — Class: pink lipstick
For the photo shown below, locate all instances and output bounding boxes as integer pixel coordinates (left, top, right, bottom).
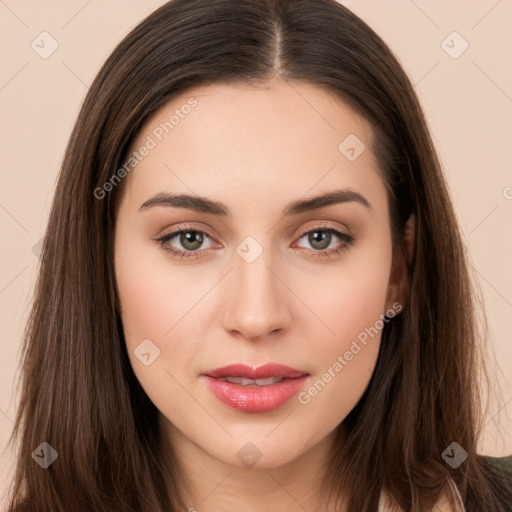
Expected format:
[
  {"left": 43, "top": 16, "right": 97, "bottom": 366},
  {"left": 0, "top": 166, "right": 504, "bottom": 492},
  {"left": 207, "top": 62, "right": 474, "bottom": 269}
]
[{"left": 202, "top": 363, "right": 309, "bottom": 413}]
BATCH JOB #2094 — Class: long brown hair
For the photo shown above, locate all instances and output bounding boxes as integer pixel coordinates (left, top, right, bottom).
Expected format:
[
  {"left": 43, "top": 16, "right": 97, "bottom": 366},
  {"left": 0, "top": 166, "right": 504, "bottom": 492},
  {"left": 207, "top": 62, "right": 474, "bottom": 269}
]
[{"left": 5, "top": 1, "right": 511, "bottom": 511}]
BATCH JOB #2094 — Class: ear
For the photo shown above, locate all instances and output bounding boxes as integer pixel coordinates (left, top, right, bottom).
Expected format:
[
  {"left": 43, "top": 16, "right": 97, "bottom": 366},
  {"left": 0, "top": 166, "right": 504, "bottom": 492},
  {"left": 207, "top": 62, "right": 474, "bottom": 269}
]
[{"left": 385, "top": 213, "right": 415, "bottom": 312}]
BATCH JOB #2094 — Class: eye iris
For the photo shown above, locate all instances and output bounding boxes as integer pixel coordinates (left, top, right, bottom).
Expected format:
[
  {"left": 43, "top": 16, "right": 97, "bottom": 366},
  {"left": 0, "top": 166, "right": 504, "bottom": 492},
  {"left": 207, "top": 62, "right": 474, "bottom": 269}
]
[
  {"left": 309, "top": 230, "right": 331, "bottom": 250},
  {"left": 181, "top": 231, "right": 203, "bottom": 250}
]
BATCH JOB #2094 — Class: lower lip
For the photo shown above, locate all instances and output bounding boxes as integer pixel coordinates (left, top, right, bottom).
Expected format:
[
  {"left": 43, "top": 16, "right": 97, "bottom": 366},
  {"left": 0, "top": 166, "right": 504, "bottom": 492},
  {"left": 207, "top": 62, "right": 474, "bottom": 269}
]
[{"left": 203, "top": 375, "right": 308, "bottom": 413}]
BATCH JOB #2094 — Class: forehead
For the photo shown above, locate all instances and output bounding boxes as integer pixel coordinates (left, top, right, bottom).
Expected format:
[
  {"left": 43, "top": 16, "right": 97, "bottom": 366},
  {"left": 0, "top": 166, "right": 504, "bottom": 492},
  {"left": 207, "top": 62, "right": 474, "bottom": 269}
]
[{"left": 122, "top": 80, "right": 384, "bottom": 211}]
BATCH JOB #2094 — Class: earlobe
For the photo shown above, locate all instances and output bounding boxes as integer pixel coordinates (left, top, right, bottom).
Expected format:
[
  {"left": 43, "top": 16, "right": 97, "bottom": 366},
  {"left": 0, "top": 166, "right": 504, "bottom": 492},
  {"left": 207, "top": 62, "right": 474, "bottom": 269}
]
[{"left": 385, "top": 213, "right": 415, "bottom": 312}]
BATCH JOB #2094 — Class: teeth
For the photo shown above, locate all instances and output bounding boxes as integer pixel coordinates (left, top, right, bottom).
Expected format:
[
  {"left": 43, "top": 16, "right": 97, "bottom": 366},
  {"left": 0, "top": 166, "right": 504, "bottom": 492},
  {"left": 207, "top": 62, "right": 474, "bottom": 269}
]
[
  {"left": 220, "top": 376, "right": 285, "bottom": 386},
  {"left": 255, "top": 377, "right": 282, "bottom": 386},
  {"left": 223, "top": 376, "right": 243, "bottom": 384}
]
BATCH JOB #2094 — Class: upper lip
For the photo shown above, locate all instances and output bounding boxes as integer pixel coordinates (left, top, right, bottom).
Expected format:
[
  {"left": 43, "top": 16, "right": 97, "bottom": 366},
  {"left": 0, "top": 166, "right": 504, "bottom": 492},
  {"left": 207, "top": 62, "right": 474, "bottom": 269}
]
[{"left": 203, "top": 363, "right": 308, "bottom": 379}]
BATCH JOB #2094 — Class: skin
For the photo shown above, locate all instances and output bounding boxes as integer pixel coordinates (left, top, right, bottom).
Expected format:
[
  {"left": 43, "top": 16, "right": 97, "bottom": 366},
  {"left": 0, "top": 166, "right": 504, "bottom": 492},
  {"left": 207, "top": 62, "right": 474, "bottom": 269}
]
[{"left": 114, "top": 79, "right": 412, "bottom": 511}]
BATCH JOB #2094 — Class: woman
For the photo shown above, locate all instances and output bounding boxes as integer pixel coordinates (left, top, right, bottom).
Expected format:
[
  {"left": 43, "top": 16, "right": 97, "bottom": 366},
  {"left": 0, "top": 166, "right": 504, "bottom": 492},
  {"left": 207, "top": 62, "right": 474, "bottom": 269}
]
[{"left": 5, "top": 0, "right": 512, "bottom": 511}]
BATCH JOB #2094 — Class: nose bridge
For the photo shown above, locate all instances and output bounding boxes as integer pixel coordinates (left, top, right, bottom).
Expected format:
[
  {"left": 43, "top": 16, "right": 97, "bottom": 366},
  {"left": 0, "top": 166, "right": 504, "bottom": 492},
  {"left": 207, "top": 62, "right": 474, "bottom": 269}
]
[{"left": 223, "top": 236, "right": 289, "bottom": 339}]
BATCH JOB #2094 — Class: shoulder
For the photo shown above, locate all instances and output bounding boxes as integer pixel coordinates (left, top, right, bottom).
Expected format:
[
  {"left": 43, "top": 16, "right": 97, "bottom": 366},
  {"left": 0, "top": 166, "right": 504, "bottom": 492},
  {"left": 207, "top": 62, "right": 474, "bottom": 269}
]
[{"left": 483, "top": 453, "right": 512, "bottom": 473}]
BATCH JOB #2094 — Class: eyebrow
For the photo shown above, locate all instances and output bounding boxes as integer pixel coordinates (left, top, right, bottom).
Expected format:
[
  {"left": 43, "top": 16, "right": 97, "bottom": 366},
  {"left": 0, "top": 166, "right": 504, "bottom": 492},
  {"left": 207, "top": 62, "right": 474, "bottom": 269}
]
[{"left": 139, "top": 189, "right": 373, "bottom": 216}]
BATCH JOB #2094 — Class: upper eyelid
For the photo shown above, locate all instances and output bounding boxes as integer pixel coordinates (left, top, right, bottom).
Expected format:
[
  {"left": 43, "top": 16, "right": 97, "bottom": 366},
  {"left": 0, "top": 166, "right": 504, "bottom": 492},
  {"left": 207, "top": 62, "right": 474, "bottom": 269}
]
[
  {"left": 158, "top": 223, "right": 218, "bottom": 243},
  {"left": 296, "top": 223, "right": 349, "bottom": 237}
]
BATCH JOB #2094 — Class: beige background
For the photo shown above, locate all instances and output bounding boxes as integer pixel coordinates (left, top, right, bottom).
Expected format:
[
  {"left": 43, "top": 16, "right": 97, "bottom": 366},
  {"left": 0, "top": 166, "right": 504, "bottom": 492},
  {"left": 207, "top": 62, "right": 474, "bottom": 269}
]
[{"left": 1, "top": 0, "right": 511, "bottom": 504}]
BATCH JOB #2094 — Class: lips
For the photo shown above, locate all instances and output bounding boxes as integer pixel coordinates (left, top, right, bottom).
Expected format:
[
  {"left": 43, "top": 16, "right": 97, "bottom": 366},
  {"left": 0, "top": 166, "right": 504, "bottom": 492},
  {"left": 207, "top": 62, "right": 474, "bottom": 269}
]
[{"left": 202, "top": 363, "right": 309, "bottom": 413}]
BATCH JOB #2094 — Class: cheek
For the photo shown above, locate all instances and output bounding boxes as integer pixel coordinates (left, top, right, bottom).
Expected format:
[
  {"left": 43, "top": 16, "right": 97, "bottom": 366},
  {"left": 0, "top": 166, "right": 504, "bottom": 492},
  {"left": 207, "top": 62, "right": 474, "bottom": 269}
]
[
  {"left": 116, "top": 263, "right": 176, "bottom": 343},
  {"left": 293, "top": 232, "right": 392, "bottom": 423},
  {"left": 114, "top": 236, "right": 209, "bottom": 422},
  {"left": 115, "top": 229, "right": 203, "bottom": 346},
  {"left": 114, "top": 227, "right": 200, "bottom": 386},
  {"left": 301, "top": 233, "right": 392, "bottom": 346}
]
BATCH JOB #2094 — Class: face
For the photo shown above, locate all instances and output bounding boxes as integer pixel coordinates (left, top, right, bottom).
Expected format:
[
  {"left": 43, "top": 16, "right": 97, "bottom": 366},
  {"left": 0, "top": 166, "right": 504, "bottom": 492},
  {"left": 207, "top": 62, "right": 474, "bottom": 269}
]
[{"left": 114, "top": 79, "right": 404, "bottom": 470}]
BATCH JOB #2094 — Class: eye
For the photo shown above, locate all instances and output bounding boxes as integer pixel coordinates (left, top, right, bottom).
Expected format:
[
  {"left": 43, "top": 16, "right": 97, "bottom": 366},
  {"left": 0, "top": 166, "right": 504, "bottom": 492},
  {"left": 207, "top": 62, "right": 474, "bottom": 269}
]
[
  {"left": 154, "top": 224, "right": 355, "bottom": 260},
  {"left": 294, "top": 225, "right": 354, "bottom": 258},
  {"left": 155, "top": 226, "right": 217, "bottom": 260}
]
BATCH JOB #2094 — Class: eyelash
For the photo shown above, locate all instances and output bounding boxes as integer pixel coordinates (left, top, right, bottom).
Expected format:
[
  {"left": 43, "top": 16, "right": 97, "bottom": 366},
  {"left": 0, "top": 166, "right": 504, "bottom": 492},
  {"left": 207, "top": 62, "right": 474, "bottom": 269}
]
[{"left": 154, "top": 224, "right": 355, "bottom": 261}]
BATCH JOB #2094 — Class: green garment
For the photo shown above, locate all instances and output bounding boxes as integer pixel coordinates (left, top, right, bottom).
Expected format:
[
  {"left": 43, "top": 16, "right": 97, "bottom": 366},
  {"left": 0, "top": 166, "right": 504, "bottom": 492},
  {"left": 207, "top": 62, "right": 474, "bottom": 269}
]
[{"left": 487, "top": 454, "right": 512, "bottom": 473}]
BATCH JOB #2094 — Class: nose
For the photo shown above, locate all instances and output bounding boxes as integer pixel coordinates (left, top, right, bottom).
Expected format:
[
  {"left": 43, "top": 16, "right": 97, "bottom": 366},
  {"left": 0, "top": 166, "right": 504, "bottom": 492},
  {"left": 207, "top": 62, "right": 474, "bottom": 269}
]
[{"left": 221, "top": 245, "right": 292, "bottom": 341}]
